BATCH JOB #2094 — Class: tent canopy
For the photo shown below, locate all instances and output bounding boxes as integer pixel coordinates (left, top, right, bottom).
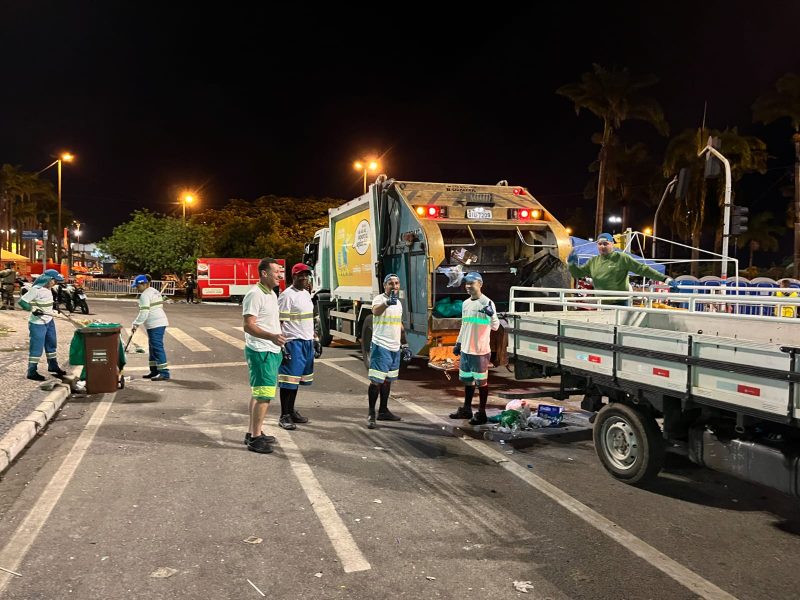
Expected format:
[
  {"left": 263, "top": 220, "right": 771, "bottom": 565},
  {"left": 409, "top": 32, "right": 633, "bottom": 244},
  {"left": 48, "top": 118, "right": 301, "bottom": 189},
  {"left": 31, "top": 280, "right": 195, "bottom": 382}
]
[
  {"left": 1, "top": 249, "right": 29, "bottom": 262},
  {"left": 570, "top": 236, "right": 665, "bottom": 275}
]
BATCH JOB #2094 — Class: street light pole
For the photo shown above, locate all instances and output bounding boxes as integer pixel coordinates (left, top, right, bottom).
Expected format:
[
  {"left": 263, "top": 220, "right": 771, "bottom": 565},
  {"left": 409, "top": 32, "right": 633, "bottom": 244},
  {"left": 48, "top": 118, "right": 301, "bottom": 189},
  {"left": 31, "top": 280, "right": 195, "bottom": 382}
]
[
  {"left": 182, "top": 194, "right": 194, "bottom": 224},
  {"left": 353, "top": 160, "right": 380, "bottom": 195},
  {"left": 38, "top": 152, "right": 74, "bottom": 265}
]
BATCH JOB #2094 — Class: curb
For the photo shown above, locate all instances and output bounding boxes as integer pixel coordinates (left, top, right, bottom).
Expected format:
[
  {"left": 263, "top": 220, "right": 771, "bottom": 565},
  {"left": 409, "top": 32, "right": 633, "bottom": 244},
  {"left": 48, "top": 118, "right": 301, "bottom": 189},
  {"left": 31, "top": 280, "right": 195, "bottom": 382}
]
[{"left": 0, "top": 366, "right": 82, "bottom": 474}]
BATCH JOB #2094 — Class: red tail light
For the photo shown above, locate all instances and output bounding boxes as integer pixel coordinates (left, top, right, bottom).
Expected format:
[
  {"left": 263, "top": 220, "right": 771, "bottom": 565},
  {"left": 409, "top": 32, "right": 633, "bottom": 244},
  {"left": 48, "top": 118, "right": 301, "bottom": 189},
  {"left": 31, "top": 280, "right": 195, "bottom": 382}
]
[{"left": 415, "top": 206, "right": 448, "bottom": 218}]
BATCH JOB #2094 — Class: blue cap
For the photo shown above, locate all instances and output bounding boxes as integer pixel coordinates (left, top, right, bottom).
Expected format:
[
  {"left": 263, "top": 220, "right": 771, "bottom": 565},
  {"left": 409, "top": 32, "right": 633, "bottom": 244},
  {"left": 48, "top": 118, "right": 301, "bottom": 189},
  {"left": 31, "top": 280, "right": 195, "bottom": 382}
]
[
  {"left": 464, "top": 272, "right": 483, "bottom": 284},
  {"left": 597, "top": 233, "right": 614, "bottom": 242},
  {"left": 43, "top": 269, "right": 64, "bottom": 283},
  {"left": 132, "top": 274, "right": 149, "bottom": 287},
  {"left": 383, "top": 273, "right": 399, "bottom": 285},
  {"left": 34, "top": 274, "right": 52, "bottom": 287}
]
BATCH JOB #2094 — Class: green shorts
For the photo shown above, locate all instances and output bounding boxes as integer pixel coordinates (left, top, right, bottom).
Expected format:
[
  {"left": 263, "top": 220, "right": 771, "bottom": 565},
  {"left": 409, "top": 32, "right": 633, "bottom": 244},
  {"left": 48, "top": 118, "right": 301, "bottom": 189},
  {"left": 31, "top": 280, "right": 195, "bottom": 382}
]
[{"left": 245, "top": 347, "right": 282, "bottom": 402}]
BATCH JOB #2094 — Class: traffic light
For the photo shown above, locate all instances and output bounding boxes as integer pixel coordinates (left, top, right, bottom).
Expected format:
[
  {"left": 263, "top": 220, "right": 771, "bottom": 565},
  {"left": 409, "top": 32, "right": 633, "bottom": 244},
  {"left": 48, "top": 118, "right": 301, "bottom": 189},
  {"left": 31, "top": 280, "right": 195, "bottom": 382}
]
[{"left": 730, "top": 205, "right": 749, "bottom": 235}]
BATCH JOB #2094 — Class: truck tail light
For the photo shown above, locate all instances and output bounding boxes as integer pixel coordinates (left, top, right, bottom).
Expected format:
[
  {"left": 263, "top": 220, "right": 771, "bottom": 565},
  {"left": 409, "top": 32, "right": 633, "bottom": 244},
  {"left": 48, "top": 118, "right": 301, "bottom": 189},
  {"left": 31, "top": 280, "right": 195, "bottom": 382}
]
[
  {"left": 513, "top": 187, "right": 525, "bottom": 196},
  {"left": 507, "top": 208, "right": 541, "bottom": 220},
  {"left": 415, "top": 206, "right": 448, "bottom": 218}
]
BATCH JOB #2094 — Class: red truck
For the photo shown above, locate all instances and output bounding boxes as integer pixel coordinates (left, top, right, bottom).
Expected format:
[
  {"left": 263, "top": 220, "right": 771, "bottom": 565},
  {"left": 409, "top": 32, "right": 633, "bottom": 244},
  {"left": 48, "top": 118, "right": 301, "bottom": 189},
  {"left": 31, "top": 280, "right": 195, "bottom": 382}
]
[{"left": 196, "top": 258, "right": 286, "bottom": 302}]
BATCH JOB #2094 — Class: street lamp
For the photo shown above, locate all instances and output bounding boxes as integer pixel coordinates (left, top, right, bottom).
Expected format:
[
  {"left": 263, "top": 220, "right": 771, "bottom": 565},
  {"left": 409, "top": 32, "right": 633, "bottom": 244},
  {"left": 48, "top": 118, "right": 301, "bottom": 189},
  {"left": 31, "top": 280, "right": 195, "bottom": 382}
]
[
  {"left": 353, "top": 159, "right": 380, "bottom": 194},
  {"left": 72, "top": 224, "right": 82, "bottom": 274},
  {"left": 181, "top": 193, "right": 194, "bottom": 224},
  {"left": 607, "top": 215, "right": 622, "bottom": 233},
  {"left": 38, "top": 152, "right": 75, "bottom": 263}
]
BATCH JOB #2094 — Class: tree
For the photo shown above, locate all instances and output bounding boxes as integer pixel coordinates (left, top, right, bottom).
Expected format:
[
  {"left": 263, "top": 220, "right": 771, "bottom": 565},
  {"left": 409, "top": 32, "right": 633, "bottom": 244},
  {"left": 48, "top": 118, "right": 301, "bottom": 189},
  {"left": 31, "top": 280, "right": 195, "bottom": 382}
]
[
  {"left": 557, "top": 64, "right": 669, "bottom": 236},
  {"left": 97, "top": 210, "right": 215, "bottom": 276},
  {"left": 753, "top": 73, "right": 800, "bottom": 277},
  {"left": 735, "top": 211, "right": 783, "bottom": 268},
  {"left": 0, "top": 164, "right": 58, "bottom": 259},
  {"left": 195, "top": 195, "right": 343, "bottom": 266}
]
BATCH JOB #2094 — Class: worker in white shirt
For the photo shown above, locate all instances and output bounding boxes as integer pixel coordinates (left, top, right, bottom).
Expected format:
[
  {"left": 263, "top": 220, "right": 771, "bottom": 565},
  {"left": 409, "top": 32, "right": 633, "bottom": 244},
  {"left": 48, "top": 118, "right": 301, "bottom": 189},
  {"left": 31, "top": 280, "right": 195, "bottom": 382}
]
[
  {"left": 276, "top": 263, "right": 322, "bottom": 429},
  {"left": 131, "top": 274, "right": 170, "bottom": 381},
  {"left": 18, "top": 269, "right": 68, "bottom": 380},
  {"left": 449, "top": 272, "right": 500, "bottom": 425}
]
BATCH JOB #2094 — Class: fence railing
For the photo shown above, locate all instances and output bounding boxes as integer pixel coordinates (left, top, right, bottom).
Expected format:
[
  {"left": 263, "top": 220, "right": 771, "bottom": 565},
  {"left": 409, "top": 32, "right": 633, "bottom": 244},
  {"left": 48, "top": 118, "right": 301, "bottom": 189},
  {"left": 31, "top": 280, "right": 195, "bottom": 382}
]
[{"left": 83, "top": 279, "right": 178, "bottom": 296}]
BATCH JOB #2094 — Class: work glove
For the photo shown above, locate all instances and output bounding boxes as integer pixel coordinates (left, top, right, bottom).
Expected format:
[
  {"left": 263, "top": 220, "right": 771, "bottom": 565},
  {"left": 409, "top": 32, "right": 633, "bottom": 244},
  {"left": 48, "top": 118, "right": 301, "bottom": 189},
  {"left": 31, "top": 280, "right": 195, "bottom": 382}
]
[
  {"left": 313, "top": 340, "right": 323, "bottom": 358},
  {"left": 386, "top": 292, "right": 398, "bottom": 306},
  {"left": 664, "top": 277, "right": 679, "bottom": 293},
  {"left": 282, "top": 346, "right": 292, "bottom": 365},
  {"left": 400, "top": 344, "right": 413, "bottom": 363},
  {"left": 567, "top": 252, "right": 578, "bottom": 266},
  {"left": 453, "top": 342, "right": 461, "bottom": 356},
  {"left": 33, "top": 309, "right": 44, "bottom": 317},
  {"left": 479, "top": 303, "right": 495, "bottom": 317}
]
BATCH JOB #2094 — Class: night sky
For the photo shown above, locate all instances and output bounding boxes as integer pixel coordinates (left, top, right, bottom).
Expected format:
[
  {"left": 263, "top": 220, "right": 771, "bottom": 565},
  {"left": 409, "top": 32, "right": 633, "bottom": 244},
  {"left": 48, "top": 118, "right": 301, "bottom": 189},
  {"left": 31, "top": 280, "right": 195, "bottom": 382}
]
[{"left": 2, "top": 1, "right": 799, "bottom": 245}]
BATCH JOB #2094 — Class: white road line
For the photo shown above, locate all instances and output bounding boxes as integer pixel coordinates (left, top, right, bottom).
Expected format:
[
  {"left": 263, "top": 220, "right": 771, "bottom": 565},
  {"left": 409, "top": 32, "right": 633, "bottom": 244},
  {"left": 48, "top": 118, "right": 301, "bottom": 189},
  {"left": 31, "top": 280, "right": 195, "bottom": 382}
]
[
  {"left": 317, "top": 360, "right": 371, "bottom": 383},
  {"left": 233, "top": 326, "right": 243, "bottom": 331},
  {"left": 200, "top": 326, "right": 245, "bottom": 349},
  {"left": 272, "top": 427, "right": 371, "bottom": 573},
  {"left": 126, "top": 361, "right": 247, "bottom": 372},
  {"left": 167, "top": 327, "right": 211, "bottom": 351},
  {"left": 319, "top": 362, "right": 738, "bottom": 600},
  {"left": 317, "top": 357, "right": 360, "bottom": 363},
  {"left": 0, "top": 395, "right": 116, "bottom": 594}
]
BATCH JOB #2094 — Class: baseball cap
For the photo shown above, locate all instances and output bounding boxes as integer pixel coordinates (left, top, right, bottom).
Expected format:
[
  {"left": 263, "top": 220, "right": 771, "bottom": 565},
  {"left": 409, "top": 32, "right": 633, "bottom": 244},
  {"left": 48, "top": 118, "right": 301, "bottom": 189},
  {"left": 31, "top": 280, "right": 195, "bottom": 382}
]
[
  {"left": 383, "top": 273, "right": 399, "bottom": 285},
  {"left": 597, "top": 233, "right": 614, "bottom": 242},
  {"left": 132, "top": 274, "right": 149, "bottom": 287},
  {"left": 43, "top": 269, "right": 65, "bottom": 283},
  {"left": 291, "top": 263, "right": 312, "bottom": 276},
  {"left": 464, "top": 272, "right": 483, "bottom": 284}
]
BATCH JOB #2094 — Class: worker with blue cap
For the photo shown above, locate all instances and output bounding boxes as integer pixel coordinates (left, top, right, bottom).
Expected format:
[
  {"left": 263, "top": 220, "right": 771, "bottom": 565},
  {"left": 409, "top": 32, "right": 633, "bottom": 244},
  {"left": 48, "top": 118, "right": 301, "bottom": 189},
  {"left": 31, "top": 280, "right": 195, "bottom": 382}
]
[
  {"left": 365, "top": 273, "right": 412, "bottom": 429},
  {"left": 449, "top": 271, "right": 500, "bottom": 425},
  {"left": 18, "top": 269, "right": 67, "bottom": 380},
  {"left": 131, "top": 274, "right": 170, "bottom": 380},
  {"left": 566, "top": 233, "right": 676, "bottom": 304}
]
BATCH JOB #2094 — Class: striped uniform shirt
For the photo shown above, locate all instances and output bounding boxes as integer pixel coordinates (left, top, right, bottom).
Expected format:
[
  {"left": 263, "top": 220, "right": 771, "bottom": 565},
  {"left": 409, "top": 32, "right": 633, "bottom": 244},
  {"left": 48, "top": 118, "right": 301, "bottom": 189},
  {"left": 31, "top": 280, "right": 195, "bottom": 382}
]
[
  {"left": 457, "top": 295, "right": 500, "bottom": 355},
  {"left": 21, "top": 286, "right": 56, "bottom": 325},
  {"left": 133, "top": 286, "right": 169, "bottom": 329},
  {"left": 278, "top": 286, "right": 314, "bottom": 340},
  {"left": 371, "top": 293, "right": 402, "bottom": 352}
]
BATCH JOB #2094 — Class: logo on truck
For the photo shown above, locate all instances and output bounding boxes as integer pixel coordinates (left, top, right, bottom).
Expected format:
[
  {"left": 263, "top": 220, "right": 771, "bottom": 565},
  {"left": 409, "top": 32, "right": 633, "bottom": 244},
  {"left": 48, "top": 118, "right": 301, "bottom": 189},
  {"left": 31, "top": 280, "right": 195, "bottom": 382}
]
[{"left": 353, "top": 220, "right": 370, "bottom": 255}]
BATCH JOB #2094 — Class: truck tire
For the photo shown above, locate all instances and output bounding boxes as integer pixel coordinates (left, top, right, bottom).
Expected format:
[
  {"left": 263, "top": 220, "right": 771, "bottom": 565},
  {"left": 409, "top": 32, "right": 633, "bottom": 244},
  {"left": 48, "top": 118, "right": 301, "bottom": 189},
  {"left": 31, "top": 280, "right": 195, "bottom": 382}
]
[
  {"left": 593, "top": 403, "right": 664, "bottom": 485},
  {"left": 316, "top": 306, "right": 333, "bottom": 347},
  {"left": 361, "top": 315, "right": 373, "bottom": 371}
]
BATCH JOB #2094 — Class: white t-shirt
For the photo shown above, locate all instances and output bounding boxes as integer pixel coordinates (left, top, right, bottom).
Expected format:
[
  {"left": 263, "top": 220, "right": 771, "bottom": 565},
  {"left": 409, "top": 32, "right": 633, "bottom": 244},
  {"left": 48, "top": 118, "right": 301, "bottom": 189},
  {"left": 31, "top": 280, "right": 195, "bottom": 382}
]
[
  {"left": 371, "top": 293, "right": 402, "bottom": 351},
  {"left": 242, "top": 283, "right": 282, "bottom": 353},
  {"left": 133, "top": 287, "right": 169, "bottom": 330},
  {"left": 457, "top": 295, "right": 500, "bottom": 355},
  {"left": 22, "top": 286, "right": 55, "bottom": 325},
  {"left": 278, "top": 286, "right": 315, "bottom": 341}
]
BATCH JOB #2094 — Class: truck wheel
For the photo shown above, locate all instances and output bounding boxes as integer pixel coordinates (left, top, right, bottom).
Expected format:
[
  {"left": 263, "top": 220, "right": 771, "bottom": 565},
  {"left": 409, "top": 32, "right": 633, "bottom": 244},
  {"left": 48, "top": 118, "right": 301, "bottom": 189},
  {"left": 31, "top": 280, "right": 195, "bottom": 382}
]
[
  {"left": 316, "top": 313, "right": 333, "bottom": 347},
  {"left": 361, "top": 315, "right": 373, "bottom": 371},
  {"left": 593, "top": 403, "right": 664, "bottom": 485}
]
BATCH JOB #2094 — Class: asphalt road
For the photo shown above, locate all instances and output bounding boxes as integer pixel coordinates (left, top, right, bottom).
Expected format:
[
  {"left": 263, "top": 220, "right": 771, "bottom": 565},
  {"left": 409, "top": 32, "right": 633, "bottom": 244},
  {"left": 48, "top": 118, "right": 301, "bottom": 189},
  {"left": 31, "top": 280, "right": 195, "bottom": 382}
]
[{"left": 0, "top": 299, "right": 798, "bottom": 599}]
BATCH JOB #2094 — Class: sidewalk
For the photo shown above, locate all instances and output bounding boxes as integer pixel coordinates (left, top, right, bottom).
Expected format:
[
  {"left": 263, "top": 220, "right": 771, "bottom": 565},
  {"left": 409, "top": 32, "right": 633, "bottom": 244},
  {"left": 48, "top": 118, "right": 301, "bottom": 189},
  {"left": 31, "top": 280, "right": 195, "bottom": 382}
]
[{"left": 0, "top": 309, "right": 77, "bottom": 444}]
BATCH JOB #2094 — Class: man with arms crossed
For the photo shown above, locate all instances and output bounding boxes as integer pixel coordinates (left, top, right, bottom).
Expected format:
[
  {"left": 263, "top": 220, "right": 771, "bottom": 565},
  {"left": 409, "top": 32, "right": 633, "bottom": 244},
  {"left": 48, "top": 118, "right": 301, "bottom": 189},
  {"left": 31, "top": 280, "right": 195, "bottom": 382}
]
[{"left": 242, "top": 258, "right": 286, "bottom": 454}]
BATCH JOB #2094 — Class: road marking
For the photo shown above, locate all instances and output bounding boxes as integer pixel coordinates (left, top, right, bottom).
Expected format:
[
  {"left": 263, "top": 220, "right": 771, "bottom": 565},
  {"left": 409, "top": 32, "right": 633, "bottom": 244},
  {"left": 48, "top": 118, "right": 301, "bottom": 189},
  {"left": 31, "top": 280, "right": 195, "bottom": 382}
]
[
  {"left": 233, "top": 326, "right": 243, "bottom": 331},
  {"left": 317, "top": 357, "right": 360, "bottom": 363},
  {"left": 126, "top": 361, "right": 247, "bottom": 372},
  {"left": 272, "top": 427, "right": 371, "bottom": 573},
  {"left": 318, "top": 361, "right": 738, "bottom": 600},
  {"left": 200, "top": 326, "right": 245, "bottom": 349},
  {"left": 317, "top": 360, "right": 371, "bottom": 383},
  {"left": 167, "top": 327, "right": 211, "bottom": 351},
  {"left": 0, "top": 395, "right": 116, "bottom": 594}
]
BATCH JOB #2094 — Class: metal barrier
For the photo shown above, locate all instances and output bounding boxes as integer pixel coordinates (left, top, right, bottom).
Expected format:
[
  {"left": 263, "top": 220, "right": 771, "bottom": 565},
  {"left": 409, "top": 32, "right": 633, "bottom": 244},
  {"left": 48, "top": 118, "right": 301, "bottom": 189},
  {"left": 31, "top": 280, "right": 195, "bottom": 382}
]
[{"left": 83, "top": 279, "right": 178, "bottom": 296}]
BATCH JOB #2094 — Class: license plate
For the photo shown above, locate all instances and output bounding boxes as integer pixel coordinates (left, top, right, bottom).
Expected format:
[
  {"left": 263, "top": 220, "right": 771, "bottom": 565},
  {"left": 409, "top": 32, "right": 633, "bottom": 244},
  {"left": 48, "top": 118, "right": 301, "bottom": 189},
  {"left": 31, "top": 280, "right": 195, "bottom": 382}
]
[{"left": 467, "top": 208, "right": 492, "bottom": 220}]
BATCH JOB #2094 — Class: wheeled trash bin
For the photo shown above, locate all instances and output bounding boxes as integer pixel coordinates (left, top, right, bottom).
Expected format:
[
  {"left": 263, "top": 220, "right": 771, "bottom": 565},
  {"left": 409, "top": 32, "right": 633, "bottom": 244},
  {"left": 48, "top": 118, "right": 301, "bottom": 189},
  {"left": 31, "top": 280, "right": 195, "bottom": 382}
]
[{"left": 69, "top": 323, "right": 126, "bottom": 393}]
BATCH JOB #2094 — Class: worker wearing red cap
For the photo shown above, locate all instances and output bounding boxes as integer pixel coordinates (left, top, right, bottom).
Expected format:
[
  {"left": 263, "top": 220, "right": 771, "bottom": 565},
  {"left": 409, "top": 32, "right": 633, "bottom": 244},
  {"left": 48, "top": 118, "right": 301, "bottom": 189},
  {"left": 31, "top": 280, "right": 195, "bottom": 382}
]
[{"left": 276, "top": 263, "right": 322, "bottom": 429}]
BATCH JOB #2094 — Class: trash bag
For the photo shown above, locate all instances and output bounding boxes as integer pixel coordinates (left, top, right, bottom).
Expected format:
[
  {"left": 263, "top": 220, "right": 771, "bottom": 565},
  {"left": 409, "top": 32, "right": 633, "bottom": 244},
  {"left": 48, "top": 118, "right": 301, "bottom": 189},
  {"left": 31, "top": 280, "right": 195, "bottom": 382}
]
[
  {"left": 436, "top": 264, "right": 465, "bottom": 287},
  {"left": 433, "top": 296, "right": 452, "bottom": 318}
]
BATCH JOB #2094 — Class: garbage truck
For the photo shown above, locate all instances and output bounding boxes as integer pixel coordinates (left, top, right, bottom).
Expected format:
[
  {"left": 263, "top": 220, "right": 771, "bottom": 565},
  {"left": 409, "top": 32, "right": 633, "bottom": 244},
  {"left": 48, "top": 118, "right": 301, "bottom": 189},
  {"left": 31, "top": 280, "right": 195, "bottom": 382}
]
[{"left": 302, "top": 176, "right": 572, "bottom": 369}]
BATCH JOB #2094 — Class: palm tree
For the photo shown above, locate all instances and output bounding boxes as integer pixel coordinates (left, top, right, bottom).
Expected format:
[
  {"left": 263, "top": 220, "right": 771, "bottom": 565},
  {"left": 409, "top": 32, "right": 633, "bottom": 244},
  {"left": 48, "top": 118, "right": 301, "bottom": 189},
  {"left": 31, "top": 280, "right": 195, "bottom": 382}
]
[
  {"left": 753, "top": 73, "right": 800, "bottom": 277},
  {"left": 557, "top": 64, "right": 669, "bottom": 236},
  {"left": 736, "top": 211, "right": 783, "bottom": 268},
  {"left": 0, "top": 164, "right": 57, "bottom": 259}
]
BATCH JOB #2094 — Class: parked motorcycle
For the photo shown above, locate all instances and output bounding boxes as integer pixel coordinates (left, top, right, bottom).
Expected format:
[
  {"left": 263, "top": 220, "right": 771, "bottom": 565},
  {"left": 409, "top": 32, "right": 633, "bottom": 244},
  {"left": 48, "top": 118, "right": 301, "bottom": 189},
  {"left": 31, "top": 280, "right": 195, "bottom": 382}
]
[
  {"left": 72, "top": 283, "right": 89, "bottom": 314},
  {"left": 52, "top": 282, "right": 90, "bottom": 314}
]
